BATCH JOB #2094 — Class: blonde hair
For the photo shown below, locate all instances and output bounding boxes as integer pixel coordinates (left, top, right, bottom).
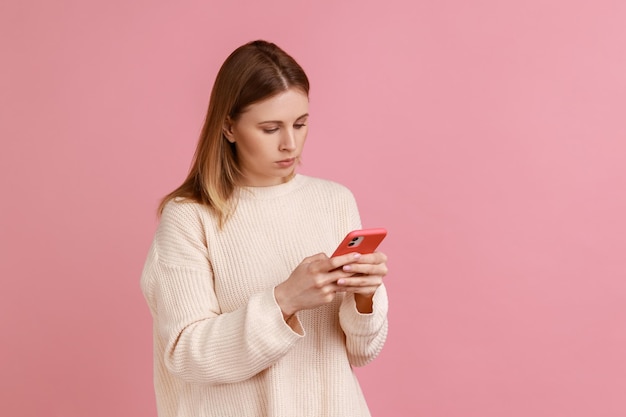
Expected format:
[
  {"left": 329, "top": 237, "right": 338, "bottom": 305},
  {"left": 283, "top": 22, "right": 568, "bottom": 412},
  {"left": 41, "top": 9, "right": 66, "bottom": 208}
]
[{"left": 158, "top": 40, "right": 310, "bottom": 227}]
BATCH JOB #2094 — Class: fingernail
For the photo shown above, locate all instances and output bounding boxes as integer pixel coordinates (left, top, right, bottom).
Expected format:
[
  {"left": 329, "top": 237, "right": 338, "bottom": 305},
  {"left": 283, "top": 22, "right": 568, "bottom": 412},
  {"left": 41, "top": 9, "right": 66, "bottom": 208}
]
[
  {"left": 337, "top": 279, "right": 345, "bottom": 285},
  {"left": 353, "top": 253, "right": 361, "bottom": 258},
  {"left": 343, "top": 265, "right": 352, "bottom": 271}
]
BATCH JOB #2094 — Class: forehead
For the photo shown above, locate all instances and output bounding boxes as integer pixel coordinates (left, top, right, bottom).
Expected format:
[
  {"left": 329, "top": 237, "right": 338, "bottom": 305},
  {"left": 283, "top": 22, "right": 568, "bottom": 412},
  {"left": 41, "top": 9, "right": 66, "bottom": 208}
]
[{"left": 239, "top": 88, "right": 309, "bottom": 121}]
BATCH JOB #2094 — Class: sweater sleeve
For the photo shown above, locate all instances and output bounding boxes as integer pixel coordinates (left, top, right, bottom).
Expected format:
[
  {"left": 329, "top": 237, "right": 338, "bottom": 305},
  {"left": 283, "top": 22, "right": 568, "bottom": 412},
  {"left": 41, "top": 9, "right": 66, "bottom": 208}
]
[
  {"left": 334, "top": 186, "right": 389, "bottom": 367},
  {"left": 339, "top": 286, "right": 389, "bottom": 367},
  {"left": 140, "top": 201, "right": 304, "bottom": 385}
]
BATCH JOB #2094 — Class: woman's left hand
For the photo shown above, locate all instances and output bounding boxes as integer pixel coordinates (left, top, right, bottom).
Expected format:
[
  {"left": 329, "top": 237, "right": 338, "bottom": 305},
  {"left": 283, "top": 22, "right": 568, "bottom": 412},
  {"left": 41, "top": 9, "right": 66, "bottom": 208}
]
[{"left": 336, "top": 251, "right": 388, "bottom": 313}]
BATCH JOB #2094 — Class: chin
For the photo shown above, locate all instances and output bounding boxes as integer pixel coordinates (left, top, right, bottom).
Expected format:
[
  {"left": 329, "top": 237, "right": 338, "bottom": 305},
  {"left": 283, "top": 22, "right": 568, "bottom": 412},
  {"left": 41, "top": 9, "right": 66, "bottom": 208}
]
[{"left": 281, "top": 171, "right": 296, "bottom": 182}]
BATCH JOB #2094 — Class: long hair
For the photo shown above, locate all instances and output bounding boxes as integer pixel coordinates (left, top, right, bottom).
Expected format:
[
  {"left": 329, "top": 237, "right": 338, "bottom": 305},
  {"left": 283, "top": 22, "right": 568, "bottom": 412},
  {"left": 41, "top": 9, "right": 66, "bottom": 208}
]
[{"left": 158, "top": 40, "right": 310, "bottom": 227}]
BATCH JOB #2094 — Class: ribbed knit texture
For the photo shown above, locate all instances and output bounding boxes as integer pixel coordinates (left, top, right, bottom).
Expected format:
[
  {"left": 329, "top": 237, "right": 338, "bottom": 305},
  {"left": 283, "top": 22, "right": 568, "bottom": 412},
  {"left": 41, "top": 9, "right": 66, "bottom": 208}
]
[{"left": 140, "top": 174, "right": 389, "bottom": 417}]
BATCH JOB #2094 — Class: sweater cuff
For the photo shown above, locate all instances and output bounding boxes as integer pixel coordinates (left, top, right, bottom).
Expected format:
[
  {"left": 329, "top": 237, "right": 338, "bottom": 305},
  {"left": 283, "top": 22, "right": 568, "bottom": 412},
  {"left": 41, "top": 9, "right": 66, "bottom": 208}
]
[
  {"left": 339, "top": 284, "right": 388, "bottom": 336},
  {"left": 242, "top": 289, "right": 306, "bottom": 359},
  {"left": 266, "top": 288, "right": 305, "bottom": 337}
]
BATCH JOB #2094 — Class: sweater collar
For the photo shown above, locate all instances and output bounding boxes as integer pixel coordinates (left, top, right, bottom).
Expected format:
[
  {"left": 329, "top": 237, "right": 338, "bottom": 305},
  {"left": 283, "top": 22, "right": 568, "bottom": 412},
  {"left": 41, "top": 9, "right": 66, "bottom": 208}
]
[{"left": 236, "top": 174, "right": 308, "bottom": 200}]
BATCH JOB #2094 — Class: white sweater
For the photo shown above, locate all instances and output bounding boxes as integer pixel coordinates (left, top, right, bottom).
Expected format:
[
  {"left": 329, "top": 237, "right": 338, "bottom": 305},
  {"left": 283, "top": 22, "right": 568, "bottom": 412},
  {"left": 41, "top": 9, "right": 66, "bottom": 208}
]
[{"left": 140, "top": 174, "right": 389, "bottom": 417}]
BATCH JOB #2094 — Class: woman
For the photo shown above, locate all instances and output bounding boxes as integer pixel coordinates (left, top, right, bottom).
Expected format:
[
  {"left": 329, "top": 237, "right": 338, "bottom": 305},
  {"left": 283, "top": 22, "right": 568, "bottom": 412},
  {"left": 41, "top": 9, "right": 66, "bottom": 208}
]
[{"left": 141, "top": 40, "right": 389, "bottom": 417}]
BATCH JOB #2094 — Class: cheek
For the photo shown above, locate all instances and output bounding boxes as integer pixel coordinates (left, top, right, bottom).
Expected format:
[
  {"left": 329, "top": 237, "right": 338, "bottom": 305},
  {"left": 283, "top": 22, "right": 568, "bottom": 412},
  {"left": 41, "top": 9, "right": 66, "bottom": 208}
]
[
  {"left": 246, "top": 139, "right": 273, "bottom": 158},
  {"left": 236, "top": 131, "right": 264, "bottom": 154},
  {"left": 298, "top": 129, "right": 309, "bottom": 143}
]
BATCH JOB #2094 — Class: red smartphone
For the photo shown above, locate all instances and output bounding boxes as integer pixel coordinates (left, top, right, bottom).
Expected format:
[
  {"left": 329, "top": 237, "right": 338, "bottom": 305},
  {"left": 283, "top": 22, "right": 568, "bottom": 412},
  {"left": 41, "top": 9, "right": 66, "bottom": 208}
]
[{"left": 331, "top": 228, "right": 388, "bottom": 257}]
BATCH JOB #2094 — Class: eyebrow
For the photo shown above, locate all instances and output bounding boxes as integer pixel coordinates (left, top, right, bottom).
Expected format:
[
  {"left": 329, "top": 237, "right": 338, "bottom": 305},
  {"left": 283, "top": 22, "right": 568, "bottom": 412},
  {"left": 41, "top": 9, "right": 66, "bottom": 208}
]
[{"left": 257, "top": 113, "right": 309, "bottom": 125}]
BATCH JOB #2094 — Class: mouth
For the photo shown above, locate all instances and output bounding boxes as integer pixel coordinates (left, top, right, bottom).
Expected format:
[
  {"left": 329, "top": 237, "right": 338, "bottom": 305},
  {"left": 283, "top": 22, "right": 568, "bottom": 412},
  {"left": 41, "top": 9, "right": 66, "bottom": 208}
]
[{"left": 275, "top": 157, "right": 297, "bottom": 168}]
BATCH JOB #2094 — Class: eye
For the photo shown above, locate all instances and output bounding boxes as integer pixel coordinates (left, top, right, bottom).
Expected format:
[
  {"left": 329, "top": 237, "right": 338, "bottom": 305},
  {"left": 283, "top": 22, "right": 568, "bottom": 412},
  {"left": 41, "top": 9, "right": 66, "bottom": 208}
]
[
  {"left": 262, "top": 127, "right": 279, "bottom": 134},
  {"left": 294, "top": 123, "right": 307, "bottom": 129}
]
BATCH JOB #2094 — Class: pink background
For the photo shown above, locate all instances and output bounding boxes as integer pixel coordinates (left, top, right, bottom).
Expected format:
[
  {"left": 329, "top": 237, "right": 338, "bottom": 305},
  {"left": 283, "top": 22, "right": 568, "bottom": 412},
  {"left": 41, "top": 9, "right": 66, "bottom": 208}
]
[{"left": 1, "top": 1, "right": 625, "bottom": 416}]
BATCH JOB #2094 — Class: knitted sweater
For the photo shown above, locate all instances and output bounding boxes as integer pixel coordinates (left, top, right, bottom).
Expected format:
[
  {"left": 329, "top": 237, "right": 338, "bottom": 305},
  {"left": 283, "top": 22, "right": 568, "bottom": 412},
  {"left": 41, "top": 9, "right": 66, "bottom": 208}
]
[{"left": 140, "top": 174, "right": 389, "bottom": 417}]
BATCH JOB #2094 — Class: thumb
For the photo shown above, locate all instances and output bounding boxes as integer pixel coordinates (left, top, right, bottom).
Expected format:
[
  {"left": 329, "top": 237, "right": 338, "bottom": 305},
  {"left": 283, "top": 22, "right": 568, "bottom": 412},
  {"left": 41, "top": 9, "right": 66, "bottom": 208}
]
[{"left": 303, "top": 252, "right": 330, "bottom": 264}]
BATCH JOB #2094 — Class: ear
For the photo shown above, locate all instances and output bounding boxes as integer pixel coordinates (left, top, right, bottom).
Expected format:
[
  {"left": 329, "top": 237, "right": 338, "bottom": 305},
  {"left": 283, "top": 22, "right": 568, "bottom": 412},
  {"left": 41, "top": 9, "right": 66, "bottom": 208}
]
[{"left": 223, "top": 117, "right": 236, "bottom": 143}]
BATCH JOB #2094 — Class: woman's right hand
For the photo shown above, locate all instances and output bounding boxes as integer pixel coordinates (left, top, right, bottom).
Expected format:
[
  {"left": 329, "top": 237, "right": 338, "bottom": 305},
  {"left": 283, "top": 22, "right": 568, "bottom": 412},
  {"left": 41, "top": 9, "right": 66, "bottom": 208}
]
[{"left": 274, "top": 252, "right": 362, "bottom": 318}]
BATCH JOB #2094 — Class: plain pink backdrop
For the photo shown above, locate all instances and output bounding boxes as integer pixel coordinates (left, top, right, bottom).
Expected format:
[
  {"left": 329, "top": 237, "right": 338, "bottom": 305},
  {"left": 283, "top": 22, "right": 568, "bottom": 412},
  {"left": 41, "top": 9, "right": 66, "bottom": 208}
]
[{"left": 1, "top": 1, "right": 625, "bottom": 416}]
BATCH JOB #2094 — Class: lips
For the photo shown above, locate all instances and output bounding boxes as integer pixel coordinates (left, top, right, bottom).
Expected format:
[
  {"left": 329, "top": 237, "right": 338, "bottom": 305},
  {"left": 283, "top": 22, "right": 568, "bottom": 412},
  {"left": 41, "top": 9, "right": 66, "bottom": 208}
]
[{"left": 275, "top": 157, "right": 296, "bottom": 168}]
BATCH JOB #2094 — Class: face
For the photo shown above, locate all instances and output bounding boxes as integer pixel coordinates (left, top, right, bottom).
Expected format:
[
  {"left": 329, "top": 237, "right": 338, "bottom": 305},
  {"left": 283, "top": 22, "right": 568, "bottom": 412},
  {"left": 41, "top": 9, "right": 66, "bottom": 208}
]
[{"left": 223, "top": 88, "right": 309, "bottom": 187}]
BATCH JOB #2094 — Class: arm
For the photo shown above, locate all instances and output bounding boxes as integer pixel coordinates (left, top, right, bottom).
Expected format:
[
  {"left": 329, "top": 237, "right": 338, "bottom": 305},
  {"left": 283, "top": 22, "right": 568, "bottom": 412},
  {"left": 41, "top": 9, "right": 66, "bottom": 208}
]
[
  {"left": 335, "top": 191, "right": 390, "bottom": 366},
  {"left": 338, "top": 255, "right": 389, "bottom": 367},
  {"left": 141, "top": 202, "right": 304, "bottom": 385}
]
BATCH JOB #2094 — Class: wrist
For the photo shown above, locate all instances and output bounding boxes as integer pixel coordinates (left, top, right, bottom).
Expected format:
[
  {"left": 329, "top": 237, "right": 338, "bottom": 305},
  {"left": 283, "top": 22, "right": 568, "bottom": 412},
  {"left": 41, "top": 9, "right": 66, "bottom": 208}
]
[
  {"left": 354, "top": 293, "right": 374, "bottom": 314},
  {"left": 274, "top": 285, "right": 297, "bottom": 317}
]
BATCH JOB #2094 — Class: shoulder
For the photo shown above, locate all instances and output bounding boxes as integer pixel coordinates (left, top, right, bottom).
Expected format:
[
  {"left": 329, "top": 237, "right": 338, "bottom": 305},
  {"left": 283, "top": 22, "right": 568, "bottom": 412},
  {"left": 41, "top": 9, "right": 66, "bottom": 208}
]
[
  {"left": 297, "top": 175, "right": 361, "bottom": 229},
  {"left": 298, "top": 175, "right": 357, "bottom": 202},
  {"left": 154, "top": 199, "right": 214, "bottom": 267},
  {"left": 296, "top": 175, "right": 362, "bottom": 232},
  {"left": 160, "top": 198, "right": 211, "bottom": 233}
]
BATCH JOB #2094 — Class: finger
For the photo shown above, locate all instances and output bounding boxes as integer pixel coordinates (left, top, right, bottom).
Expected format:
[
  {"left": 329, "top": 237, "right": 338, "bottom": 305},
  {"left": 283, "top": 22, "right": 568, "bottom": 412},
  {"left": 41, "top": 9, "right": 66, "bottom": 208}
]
[
  {"left": 328, "top": 269, "right": 358, "bottom": 282},
  {"left": 313, "top": 269, "right": 365, "bottom": 291},
  {"left": 352, "top": 251, "right": 388, "bottom": 265},
  {"left": 326, "top": 252, "right": 363, "bottom": 270},
  {"left": 336, "top": 276, "right": 383, "bottom": 288},
  {"left": 341, "top": 262, "right": 388, "bottom": 276},
  {"left": 339, "top": 285, "right": 381, "bottom": 295},
  {"left": 303, "top": 252, "right": 330, "bottom": 264},
  {"left": 328, "top": 283, "right": 377, "bottom": 294},
  {"left": 307, "top": 263, "right": 355, "bottom": 288}
]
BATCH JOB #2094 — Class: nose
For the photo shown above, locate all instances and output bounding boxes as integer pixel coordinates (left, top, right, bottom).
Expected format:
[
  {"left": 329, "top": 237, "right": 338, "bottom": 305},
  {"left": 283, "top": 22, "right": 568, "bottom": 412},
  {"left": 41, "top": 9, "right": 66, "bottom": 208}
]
[{"left": 279, "top": 128, "right": 297, "bottom": 151}]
